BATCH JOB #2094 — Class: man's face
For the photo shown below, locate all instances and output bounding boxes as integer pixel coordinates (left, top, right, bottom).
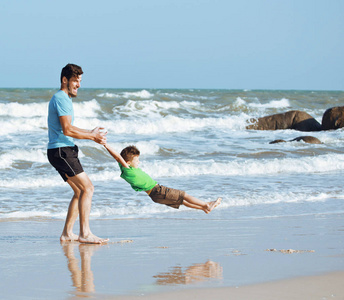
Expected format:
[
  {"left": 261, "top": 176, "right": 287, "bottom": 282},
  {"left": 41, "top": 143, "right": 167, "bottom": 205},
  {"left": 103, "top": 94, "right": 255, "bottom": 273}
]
[{"left": 67, "top": 75, "right": 82, "bottom": 98}]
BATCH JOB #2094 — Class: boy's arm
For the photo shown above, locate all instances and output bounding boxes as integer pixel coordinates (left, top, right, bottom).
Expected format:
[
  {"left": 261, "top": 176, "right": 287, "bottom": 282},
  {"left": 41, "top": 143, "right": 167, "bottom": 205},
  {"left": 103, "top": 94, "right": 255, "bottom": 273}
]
[{"left": 104, "top": 144, "right": 130, "bottom": 168}]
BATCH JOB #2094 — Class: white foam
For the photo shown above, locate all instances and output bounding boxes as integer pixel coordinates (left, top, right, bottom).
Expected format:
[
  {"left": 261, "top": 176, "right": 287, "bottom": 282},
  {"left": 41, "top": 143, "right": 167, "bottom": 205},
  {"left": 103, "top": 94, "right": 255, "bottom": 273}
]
[
  {"left": 113, "top": 99, "right": 181, "bottom": 116},
  {"left": 142, "top": 153, "right": 344, "bottom": 177},
  {"left": 0, "top": 117, "right": 47, "bottom": 135},
  {"left": 97, "top": 90, "right": 153, "bottom": 99},
  {"left": 0, "top": 210, "right": 67, "bottom": 220},
  {"left": 97, "top": 92, "right": 118, "bottom": 98},
  {"left": 90, "top": 201, "right": 171, "bottom": 219},
  {"left": 134, "top": 141, "right": 160, "bottom": 155},
  {"left": 112, "top": 99, "right": 202, "bottom": 118},
  {"left": 1, "top": 190, "right": 342, "bottom": 220},
  {"left": 234, "top": 97, "right": 247, "bottom": 107},
  {"left": 219, "top": 190, "right": 343, "bottom": 210},
  {"left": 0, "top": 176, "right": 62, "bottom": 188},
  {"left": 0, "top": 148, "right": 48, "bottom": 169},
  {"left": 86, "top": 153, "right": 344, "bottom": 184},
  {"left": 73, "top": 99, "right": 101, "bottom": 117},
  {"left": 1, "top": 211, "right": 52, "bottom": 219},
  {"left": 0, "top": 99, "right": 100, "bottom": 119},
  {"left": 248, "top": 98, "right": 291, "bottom": 109},
  {"left": 158, "top": 91, "right": 215, "bottom": 101},
  {"left": 100, "top": 141, "right": 160, "bottom": 161},
  {"left": 0, "top": 102, "right": 48, "bottom": 117},
  {"left": 2, "top": 148, "right": 343, "bottom": 189},
  {"left": 85, "top": 115, "right": 249, "bottom": 136},
  {"left": 123, "top": 90, "right": 153, "bottom": 99},
  {"left": 3, "top": 151, "right": 343, "bottom": 189}
]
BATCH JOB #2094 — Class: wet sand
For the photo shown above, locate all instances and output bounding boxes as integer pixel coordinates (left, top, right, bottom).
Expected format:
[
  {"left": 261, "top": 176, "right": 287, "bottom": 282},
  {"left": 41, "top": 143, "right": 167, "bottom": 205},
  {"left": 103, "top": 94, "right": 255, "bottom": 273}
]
[
  {"left": 112, "top": 271, "right": 344, "bottom": 300},
  {"left": 0, "top": 213, "right": 343, "bottom": 299}
]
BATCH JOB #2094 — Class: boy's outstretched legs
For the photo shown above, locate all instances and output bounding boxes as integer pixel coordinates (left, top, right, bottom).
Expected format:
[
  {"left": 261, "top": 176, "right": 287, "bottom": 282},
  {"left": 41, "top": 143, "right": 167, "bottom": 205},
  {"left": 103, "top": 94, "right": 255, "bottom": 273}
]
[{"left": 182, "top": 193, "right": 221, "bottom": 213}]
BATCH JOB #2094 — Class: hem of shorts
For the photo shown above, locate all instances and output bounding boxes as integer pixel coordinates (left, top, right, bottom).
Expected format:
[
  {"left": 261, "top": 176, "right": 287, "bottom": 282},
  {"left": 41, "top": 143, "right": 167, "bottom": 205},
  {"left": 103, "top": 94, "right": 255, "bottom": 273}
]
[
  {"left": 47, "top": 143, "right": 75, "bottom": 150},
  {"left": 62, "top": 169, "right": 84, "bottom": 182}
]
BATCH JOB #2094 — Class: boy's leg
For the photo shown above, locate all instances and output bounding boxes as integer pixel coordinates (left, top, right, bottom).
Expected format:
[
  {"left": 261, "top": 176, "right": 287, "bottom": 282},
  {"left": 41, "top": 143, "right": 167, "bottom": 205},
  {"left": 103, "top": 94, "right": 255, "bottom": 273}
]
[
  {"left": 182, "top": 200, "right": 206, "bottom": 210},
  {"left": 183, "top": 193, "right": 222, "bottom": 213},
  {"left": 183, "top": 193, "right": 208, "bottom": 212}
]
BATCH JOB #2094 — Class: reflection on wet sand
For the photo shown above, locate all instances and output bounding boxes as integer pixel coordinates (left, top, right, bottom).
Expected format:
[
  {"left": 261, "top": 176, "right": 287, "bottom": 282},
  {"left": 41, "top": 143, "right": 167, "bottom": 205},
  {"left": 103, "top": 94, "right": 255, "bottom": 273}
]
[
  {"left": 153, "top": 260, "right": 223, "bottom": 285},
  {"left": 61, "top": 242, "right": 102, "bottom": 296}
]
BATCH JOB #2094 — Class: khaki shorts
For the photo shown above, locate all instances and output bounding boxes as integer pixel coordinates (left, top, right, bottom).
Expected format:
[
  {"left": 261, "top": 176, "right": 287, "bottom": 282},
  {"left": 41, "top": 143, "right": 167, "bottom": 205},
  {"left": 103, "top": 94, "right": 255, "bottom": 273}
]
[{"left": 148, "top": 184, "right": 185, "bottom": 209}]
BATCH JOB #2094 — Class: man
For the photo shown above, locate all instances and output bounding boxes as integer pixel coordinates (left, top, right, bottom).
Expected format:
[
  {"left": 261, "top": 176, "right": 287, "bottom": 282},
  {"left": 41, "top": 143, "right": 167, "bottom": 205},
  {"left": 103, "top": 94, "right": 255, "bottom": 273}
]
[{"left": 47, "top": 63, "right": 108, "bottom": 244}]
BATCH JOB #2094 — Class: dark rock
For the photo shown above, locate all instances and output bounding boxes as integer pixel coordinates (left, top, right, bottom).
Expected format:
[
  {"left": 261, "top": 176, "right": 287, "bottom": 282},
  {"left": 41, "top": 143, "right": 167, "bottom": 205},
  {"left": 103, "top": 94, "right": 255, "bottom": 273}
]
[
  {"left": 247, "top": 110, "right": 322, "bottom": 132},
  {"left": 321, "top": 106, "right": 344, "bottom": 130},
  {"left": 270, "top": 136, "right": 322, "bottom": 144}
]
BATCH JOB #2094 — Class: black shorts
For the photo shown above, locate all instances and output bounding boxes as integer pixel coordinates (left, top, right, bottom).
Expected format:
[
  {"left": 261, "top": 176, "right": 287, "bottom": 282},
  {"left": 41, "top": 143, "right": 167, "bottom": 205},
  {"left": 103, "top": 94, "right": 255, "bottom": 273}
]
[
  {"left": 148, "top": 184, "right": 185, "bottom": 209},
  {"left": 47, "top": 146, "right": 84, "bottom": 182}
]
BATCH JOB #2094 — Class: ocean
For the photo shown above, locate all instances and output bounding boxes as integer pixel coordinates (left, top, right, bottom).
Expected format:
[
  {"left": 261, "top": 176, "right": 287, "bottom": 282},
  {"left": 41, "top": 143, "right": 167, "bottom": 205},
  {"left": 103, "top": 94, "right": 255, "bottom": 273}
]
[{"left": 1, "top": 88, "right": 344, "bottom": 222}]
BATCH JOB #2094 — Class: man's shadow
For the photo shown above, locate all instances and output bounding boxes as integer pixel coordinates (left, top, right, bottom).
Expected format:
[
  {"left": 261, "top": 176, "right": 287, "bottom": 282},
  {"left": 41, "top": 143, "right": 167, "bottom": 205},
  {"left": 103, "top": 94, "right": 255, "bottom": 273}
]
[
  {"left": 61, "top": 242, "right": 102, "bottom": 296},
  {"left": 153, "top": 260, "right": 223, "bottom": 285}
]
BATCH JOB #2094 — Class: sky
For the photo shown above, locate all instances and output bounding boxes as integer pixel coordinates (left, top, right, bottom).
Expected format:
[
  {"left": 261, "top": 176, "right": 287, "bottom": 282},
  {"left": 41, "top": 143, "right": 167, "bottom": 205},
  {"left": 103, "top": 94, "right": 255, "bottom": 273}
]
[{"left": 1, "top": 0, "right": 343, "bottom": 90}]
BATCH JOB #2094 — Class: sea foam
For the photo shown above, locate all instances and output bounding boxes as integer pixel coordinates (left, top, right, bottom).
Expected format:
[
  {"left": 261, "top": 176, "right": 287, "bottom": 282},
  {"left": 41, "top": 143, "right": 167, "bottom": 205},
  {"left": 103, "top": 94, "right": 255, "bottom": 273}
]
[
  {"left": 248, "top": 98, "right": 291, "bottom": 109},
  {"left": 73, "top": 99, "right": 101, "bottom": 117},
  {"left": 142, "top": 153, "right": 344, "bottom": 178},
  {"left": 0, "top": 148, "right": 47, "bottom": 169},
  {"left": 76, "top": 115, "right": 249, "bottom": 136},
  {"left": 98, "top": 90, "right": 153, "bottom": 99},
  {"left": 0, "top": 102, "right": 48, "bottom": 117},
  {"left": 4, "top": 153, "right": 343, "bottom": 189}
]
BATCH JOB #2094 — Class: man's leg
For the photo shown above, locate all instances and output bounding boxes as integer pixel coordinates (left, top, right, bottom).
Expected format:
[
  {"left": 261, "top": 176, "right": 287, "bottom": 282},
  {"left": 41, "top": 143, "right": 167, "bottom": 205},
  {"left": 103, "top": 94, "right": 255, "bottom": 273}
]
[
  {"left": 67, "top": 172, "right": 108, "bottom": 244},
  {"left": 60, "top": 179, "right": 81, "bottom": 241}
]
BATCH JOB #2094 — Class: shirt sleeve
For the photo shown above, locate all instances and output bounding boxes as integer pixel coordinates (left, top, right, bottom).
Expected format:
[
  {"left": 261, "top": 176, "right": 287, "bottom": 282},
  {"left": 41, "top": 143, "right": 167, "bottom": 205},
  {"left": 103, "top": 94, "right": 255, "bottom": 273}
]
[{"left": 55, "top": 96, "right": 72, "bottom": 117}]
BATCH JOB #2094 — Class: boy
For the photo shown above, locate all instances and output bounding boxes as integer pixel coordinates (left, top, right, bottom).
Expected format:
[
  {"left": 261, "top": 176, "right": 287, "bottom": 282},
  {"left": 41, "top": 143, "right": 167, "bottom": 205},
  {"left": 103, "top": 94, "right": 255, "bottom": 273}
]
[{"left": 104, "top": 144, "right": 221, "bottom": 213}]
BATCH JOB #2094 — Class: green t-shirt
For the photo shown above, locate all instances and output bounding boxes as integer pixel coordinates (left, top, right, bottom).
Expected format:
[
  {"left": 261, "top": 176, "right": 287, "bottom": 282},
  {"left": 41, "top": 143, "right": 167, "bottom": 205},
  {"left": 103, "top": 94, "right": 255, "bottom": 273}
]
[{"left": 119, "top": 163, "right": 157, "bottom": 192}]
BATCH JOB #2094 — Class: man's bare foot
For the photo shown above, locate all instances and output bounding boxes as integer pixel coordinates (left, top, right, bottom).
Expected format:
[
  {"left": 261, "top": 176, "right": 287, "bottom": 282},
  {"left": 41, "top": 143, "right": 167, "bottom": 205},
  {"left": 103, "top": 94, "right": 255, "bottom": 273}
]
[
  {"left": 78, "top": 234, "right": 109, "bottom": 244},
  {"left": 205, "top": 197, "right": 222, "bottom": 214},
  {"left": 60, "top": 232, "right": 79, "bottom": 242}
]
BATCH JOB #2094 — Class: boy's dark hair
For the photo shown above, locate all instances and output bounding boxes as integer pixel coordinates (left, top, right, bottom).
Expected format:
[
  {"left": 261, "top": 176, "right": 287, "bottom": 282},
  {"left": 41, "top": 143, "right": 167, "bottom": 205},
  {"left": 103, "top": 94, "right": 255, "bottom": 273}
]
[
  {"left": 60, "top": 63, "right": 83, "bottom": 83},
  {"left": 121, "top": 146, "right": 140, "bottom": 162}
]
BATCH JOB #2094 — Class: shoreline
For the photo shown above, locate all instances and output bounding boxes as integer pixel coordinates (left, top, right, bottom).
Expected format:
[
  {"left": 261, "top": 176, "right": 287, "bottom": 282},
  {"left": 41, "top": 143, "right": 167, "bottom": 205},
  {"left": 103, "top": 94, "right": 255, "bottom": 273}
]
[{"left": 0, "top": 213, "right": 343, "bottom": 299}]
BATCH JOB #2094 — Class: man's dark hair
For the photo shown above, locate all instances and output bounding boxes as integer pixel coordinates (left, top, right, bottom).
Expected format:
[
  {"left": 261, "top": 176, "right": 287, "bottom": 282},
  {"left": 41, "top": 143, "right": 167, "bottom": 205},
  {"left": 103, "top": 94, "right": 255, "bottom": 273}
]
[
  {"left": 60, "top": 63, "right": 83, "bottom": 83},
  {"left": 120, "top": 146, "right": 140, "bottom": 162}
]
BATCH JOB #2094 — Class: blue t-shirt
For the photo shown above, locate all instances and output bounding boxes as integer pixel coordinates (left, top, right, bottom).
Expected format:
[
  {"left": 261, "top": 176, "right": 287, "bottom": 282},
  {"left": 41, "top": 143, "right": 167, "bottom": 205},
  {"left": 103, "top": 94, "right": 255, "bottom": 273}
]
[{"left": 47, "top": 90, "right": 75, "bottom": 149}]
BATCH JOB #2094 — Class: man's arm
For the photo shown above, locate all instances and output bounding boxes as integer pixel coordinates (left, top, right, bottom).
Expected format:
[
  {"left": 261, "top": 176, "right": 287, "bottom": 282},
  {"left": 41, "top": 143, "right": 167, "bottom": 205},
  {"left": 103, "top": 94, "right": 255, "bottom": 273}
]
[
  {"left": 59, "top": 115, "right": 107, "bottom": 144},
  {"left": 104, "top": 144, "right": 129, "bottom": 168}
]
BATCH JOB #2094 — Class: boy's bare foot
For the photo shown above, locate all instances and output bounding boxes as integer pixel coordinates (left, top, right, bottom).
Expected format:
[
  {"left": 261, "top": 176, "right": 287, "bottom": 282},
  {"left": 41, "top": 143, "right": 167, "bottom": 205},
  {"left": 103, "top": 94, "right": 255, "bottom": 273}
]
[
  {"left": 60, "top": 232, "right": 79, "bottom": 242},
  {"left": 205, "top": 197, "right": 222, "bottom": 214},
  {"left": 78, "top": 234, "right": 109, "bottom": 244}
]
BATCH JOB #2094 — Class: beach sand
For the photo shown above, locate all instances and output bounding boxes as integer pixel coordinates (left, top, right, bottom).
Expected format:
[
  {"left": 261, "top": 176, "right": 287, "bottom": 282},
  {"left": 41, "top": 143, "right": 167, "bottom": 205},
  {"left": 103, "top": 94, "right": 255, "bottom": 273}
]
[
  {"left": 0, "top": 213, "right": 343, "bottom": 299},
  {"left": 112, "top": 271, "right": 344, "bottom": 300}
]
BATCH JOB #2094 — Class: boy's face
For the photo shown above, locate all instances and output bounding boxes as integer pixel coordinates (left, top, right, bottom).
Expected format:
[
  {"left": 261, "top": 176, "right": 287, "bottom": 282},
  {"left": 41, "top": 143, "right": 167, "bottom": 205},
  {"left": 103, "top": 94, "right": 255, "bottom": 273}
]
[{"left": 129, "top": 155, "right": 140, "bottom": 168}]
